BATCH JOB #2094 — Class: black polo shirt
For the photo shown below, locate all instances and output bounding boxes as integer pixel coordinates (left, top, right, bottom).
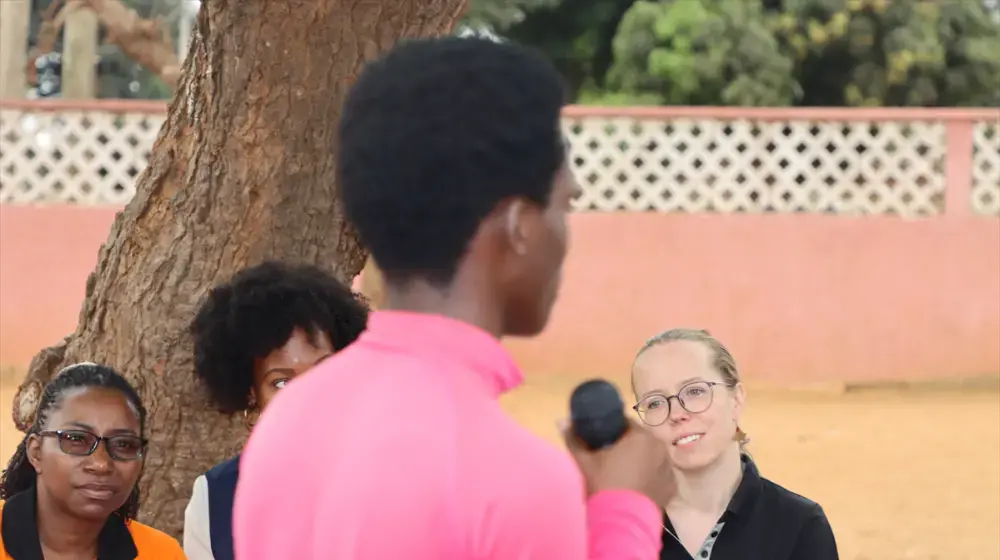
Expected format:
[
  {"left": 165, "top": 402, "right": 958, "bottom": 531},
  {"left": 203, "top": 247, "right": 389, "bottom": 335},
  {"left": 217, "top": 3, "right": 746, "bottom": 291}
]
[
  {"left": 1, "top": 484, "right": 139, "bottom": 560},
  {"left": 660, "top": 455, "right": 839, "bottom": 560}
]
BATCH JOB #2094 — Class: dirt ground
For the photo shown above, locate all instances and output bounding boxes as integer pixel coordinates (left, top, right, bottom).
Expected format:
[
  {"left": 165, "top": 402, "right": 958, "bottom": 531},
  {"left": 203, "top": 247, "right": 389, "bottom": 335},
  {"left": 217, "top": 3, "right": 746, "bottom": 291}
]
[{"left": 2, "top": 373, "right": 998, "bottom": 560}]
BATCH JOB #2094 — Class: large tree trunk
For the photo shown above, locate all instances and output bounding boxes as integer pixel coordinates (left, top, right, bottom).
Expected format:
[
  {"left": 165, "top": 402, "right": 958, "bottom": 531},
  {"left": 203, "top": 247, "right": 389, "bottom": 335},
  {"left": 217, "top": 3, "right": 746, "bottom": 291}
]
[{"left": 12, "top": 0, "right": 467, "bottom": 537}]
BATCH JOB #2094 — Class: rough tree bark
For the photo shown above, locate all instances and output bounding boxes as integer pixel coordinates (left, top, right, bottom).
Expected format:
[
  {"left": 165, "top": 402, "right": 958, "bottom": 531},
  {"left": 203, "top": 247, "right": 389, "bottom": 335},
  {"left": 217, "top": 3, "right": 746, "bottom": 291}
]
[{"left": 12, "top": 0, "right": 467, "bottom": 537}]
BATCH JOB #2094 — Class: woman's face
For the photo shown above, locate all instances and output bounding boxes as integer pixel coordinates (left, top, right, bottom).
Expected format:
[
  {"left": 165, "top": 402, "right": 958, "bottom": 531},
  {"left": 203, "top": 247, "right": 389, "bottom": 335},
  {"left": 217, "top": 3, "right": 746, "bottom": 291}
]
[
  {"left": 251, "top": 327, "right": 334, "bottom": 411},
  {"left": 27, "top": 388, "right": 143, "bottom": 522},
  {"left": 632, "top": 340, "right": 745, "bottom": 472}
]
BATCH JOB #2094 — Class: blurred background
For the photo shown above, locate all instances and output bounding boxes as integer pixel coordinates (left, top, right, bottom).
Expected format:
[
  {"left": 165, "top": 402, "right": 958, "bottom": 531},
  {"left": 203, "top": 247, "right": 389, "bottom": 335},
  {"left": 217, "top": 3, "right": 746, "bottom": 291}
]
[{"left": 1, "top": 1, "right": 998, "bottom": 558}]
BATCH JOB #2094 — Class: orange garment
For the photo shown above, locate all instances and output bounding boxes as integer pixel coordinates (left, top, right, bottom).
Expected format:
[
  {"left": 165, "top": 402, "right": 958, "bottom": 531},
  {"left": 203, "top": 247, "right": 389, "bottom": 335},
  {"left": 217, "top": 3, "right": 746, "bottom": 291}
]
[{"left": 1, "top": 498, "right": 186, "bottom": 559}]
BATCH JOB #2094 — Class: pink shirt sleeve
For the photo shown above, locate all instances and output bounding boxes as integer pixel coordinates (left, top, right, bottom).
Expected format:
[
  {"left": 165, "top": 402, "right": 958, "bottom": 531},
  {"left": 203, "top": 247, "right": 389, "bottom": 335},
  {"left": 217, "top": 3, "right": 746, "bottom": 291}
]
[
  {"left": 481, "top": 454, "right": 662, "bottom": 559},
  {"left": 586, "top": 490, "right": 663, "bottom": 559}
]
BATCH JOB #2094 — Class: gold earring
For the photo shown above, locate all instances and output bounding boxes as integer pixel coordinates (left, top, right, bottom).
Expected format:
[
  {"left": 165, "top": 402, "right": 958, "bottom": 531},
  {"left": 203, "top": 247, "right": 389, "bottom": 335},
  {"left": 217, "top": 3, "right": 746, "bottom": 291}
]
[
  {"left": 242, "top": 408, "right": 257, "bottom": 431},
  {"left": 734, "top": 425, "right": 750, "bottom": 445}
]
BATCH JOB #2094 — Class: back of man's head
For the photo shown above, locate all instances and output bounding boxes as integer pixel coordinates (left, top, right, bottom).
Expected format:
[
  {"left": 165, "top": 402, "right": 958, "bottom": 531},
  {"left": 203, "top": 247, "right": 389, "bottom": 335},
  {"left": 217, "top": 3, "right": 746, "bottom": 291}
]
[{"left": 338, "top": 37, "right": 567, "bottom": 288}]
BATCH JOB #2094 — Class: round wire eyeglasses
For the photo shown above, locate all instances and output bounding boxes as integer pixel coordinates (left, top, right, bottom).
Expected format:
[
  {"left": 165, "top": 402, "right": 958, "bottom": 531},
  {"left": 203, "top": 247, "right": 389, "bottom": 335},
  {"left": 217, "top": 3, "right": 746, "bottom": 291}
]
[{"left": 632, "top": 380, "right": 728, "bottom": 427}]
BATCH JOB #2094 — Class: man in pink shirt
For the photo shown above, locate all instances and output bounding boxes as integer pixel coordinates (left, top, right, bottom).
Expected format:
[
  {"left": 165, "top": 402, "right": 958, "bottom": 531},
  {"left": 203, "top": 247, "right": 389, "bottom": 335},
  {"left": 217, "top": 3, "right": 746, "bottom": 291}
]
[{"left": 233, "top": 37, "right": 670, "bottom": 559}]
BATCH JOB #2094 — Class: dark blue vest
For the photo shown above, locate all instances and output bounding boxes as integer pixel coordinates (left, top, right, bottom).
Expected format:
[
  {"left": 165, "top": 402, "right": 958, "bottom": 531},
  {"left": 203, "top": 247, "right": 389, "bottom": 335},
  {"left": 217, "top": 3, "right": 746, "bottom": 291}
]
[{"left": 203, "top": 455, "right": 240, "bottom": 560}]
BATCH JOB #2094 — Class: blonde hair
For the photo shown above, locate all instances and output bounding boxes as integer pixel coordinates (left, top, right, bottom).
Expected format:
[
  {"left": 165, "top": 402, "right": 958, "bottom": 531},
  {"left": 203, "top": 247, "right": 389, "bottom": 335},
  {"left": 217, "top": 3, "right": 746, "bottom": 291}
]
[{"left": 634, "top": 328, "right": 750, "bottom": 447}]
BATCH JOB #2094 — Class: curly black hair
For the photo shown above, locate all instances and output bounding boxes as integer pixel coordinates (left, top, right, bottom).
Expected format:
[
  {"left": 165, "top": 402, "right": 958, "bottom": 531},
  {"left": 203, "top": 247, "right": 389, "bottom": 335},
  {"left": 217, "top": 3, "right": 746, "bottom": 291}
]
[
  {"left": 190, "top": 261, "right": 369, "bottom": 414},
  {"left": 0, "top": 362, "right": 147, "bottom": 521},
  {"left": 338, "top": 37, "right": 567, "bottom": 287}
]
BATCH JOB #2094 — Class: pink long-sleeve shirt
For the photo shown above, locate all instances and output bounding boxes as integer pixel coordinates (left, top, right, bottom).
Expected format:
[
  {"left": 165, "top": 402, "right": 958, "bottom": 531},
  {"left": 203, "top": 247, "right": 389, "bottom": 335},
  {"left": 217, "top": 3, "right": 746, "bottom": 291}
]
[{"left": 232, "top": 310, "right": 662, "bottom": 559}]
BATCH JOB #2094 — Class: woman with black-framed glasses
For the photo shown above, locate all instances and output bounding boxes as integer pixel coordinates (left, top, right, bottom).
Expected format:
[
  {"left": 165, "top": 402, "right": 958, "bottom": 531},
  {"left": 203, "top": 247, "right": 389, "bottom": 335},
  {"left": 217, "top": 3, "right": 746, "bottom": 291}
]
[
  {"left": 632, "top": 329, "right": 838, "bottom": 560},
  {"left": 0, "top": 362, "right": 184, "bottom": 558}
]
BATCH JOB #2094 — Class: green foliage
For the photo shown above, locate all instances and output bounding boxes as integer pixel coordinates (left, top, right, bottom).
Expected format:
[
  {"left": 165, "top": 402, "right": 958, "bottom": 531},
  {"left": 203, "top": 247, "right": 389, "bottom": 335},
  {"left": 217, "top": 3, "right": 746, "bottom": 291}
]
[
  {"left": 605, "top": 0, "right": 799, "bottom": 105},
  {"left": 24, "top": 0, "right": 1000, "bottom": 106},
  {"left": 576, "top": 88, "right": 664, "bottom": 105},
  {"left": 503, "top": 0, "right": 636, "bottom": 98},
  {"left": 771, "top": 0, "right": 1000, "bottom": 106},
  {"left": 515, "top": 0, "right": 1000, "bottom": 106}
]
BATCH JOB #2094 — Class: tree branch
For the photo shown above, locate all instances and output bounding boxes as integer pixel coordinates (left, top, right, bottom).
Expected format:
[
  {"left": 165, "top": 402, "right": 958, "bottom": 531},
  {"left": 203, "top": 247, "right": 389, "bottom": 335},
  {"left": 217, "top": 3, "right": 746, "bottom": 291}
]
[
  {"left": 76, "top": 0, "right": 181, "bottom": 88},
  {"left": 25, "top": 0, "right": 182, "bottom": 90},
  {"left": 12, "top": 337, "right": 69, "bottom": 432}
]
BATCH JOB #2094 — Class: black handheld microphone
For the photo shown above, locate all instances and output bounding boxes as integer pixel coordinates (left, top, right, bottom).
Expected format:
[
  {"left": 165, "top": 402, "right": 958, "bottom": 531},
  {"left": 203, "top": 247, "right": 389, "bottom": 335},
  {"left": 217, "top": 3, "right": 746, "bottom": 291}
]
[{"left": 569, "top": 379, "right": 628, "bottom": 451}]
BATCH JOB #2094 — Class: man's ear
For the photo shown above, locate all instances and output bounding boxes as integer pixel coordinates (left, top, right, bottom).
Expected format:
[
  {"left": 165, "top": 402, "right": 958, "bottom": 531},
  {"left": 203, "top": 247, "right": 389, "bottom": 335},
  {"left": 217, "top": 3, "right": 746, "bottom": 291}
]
[{"left": 503, "top": 199, "right": 528, "bottom": 256}]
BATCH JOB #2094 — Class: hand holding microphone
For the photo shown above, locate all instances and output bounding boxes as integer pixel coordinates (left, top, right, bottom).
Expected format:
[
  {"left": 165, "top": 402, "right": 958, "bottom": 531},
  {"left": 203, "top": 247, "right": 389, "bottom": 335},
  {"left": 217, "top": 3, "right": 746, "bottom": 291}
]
[
  {"left": 569, "top": 379, "right": 628, "bottom": 450},
  {"left": 562, "top": 379, "right": 674, "bottom": 505}
]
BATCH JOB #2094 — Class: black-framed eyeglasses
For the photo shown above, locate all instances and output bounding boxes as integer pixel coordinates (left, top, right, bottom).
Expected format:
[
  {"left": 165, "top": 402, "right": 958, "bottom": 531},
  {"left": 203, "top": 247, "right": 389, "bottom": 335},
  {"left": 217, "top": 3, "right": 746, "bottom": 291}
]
[
  {"left": 38, "top": 430, "right": 147, "bottom": 461},
  {"left": 632, "top": 381, "right": 730, "bottom": 427}
]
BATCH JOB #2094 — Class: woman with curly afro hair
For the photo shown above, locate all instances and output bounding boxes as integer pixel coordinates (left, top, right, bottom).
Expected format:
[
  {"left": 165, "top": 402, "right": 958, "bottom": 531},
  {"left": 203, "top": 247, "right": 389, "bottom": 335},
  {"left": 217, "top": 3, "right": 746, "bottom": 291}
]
[{"left": 182, "top": 261, "right": 368, "bottom": 560}]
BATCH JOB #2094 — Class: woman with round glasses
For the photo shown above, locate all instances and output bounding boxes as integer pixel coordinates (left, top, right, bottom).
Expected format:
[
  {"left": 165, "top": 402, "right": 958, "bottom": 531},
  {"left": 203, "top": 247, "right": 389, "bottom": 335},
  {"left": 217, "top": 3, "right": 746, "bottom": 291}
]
[
  {"left": 632, "top": 328, "right": 838, "bottom": 560},
  {"left": 0, "top": 362, "right": 184, "bottom": 558}
]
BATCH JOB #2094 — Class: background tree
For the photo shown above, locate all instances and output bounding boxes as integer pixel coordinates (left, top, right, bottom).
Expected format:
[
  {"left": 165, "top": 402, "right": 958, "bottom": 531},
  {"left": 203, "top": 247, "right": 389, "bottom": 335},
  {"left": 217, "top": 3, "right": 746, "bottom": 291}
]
[
  {"left": 12, "top": 0, "right": 468, "bottom": 537},
  {"left": 508, "top": 0, "right": 1000, "bottom": 106},
  {"left": 21, "top": 0, "right": 555, "bottom": 98},
  {"left": 25, "top": 0, "right": 181, "bottom": 98},
  {"left": 769, "top": 0, "right": 1000, "bottom": 106},
  {"left": 26, "top": 0, "right": 996, "bottom": 105},
  {"left": 502, "top": 0, "right": 636, "bottom": 99},
  {"left": 600, "top": 0, "right": 799, "bottom": 105}
]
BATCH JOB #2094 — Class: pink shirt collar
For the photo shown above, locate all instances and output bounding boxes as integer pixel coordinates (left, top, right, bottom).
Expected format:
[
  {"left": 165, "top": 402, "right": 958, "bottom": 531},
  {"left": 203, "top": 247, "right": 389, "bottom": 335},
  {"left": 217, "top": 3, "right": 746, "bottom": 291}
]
[{"left": 361, "top": 310, "right": 524, "bottom": 398}]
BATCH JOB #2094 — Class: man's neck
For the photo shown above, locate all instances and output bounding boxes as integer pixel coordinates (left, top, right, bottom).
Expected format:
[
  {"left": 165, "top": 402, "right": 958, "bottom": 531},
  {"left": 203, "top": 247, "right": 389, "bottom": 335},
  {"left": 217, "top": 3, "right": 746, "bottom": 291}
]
[
  {"left": 384, "top": 280, "right": 504, "bottom": 338},
  {"left": 35, "top": 492, "right": 104, "bottom": 559},
  {"left": 670, "top": 446, "right": 743, "bottom": 515}
]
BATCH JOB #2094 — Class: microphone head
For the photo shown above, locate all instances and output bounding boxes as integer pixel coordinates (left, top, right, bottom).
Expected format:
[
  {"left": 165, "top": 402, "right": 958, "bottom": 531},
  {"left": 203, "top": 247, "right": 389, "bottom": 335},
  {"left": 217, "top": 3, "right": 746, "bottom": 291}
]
[{"left": 569, "top": 379, "right": 628, "bottom": 451}]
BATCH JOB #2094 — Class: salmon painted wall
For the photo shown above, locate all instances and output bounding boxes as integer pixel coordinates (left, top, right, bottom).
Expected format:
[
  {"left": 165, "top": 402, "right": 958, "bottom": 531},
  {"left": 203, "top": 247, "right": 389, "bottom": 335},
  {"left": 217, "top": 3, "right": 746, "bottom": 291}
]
[{"left": 1, "top": 205, "right": 998, "bottom": 384}]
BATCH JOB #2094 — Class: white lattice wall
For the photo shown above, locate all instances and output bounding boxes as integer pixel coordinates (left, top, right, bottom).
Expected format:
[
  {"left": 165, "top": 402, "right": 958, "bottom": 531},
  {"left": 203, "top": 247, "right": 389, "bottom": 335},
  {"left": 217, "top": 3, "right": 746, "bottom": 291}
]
[
  {"left": 1, "top": 104, "right": 998, "bottom": 216},
  {"left": 972, "top": 121, "right": 1000, "bottom": 215},
  {"left": 564, "top": 117, "right": 949, "bottom": 216},
  {"left": 0, "top": 108, "right": 163, "bottom": 205}
]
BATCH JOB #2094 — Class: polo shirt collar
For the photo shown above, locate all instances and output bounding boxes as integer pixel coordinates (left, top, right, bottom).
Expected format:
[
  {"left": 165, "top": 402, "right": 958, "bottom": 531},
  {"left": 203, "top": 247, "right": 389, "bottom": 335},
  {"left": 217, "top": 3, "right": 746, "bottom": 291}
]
[
  {"left": 1, "top": 484, "right": 138, "bottom": 560},
  {"left": 360, "top": 310, "right": 524, "bottom": 398},
  {"left": 725, "top": 453, "right": 763, "bottom": 517}
]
